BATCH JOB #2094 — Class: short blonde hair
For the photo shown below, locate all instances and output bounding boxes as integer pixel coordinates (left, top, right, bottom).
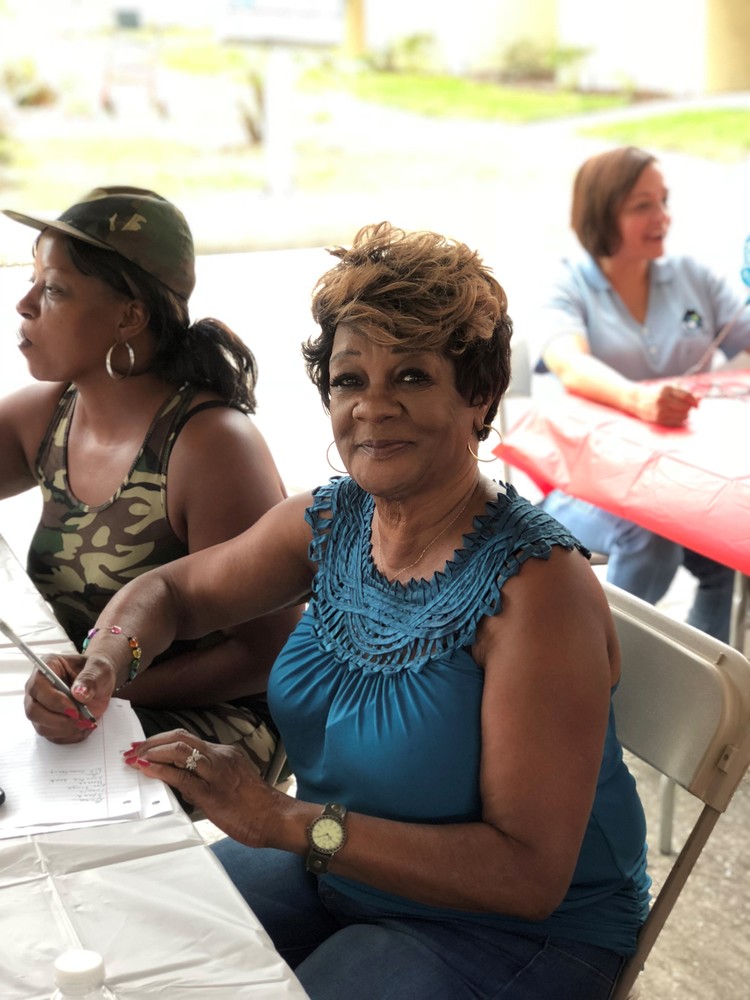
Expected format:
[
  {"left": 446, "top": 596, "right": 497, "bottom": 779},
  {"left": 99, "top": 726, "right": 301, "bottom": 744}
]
[{"left": 304, "top": 222, "right": 512, "bottom": 438}]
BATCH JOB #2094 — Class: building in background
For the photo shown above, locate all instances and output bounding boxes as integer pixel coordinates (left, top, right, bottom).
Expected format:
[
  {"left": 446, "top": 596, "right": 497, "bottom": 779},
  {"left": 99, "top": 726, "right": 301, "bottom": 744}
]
[
  {"left": 1, "top": 0, "right": 747, "bottom": 97},
  {"left": 357, "top": 0, "right": 750, "bottom": 95},
  {"left": 556, "top": 0, "right": 750, "bottom": 96}
]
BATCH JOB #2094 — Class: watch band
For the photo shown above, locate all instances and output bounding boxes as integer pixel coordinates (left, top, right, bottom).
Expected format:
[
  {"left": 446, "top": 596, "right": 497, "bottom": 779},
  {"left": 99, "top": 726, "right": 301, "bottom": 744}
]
[{"left": 305, "top": 802, "right": 348, "bottom": 875}]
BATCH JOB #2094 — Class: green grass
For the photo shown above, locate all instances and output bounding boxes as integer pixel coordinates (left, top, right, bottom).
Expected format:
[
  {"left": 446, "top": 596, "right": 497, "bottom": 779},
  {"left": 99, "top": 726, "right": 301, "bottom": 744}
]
[
  {"left": 0, "top": 135, "right": 266, "bottom": 210},
  {"left": 1, "top": 59, "right": 746, "bottom": 231},
  {"left": 304, "top": 68, "right": 750, "bottom": 160},
  {"left": 159, "top": 37, "right": 256, "bottom": 80},
  {"left": 303, "top": 68, "right": 630, "bottom": 122},
  {"left": 580, "top": 108, "right": 750, "bottom": 162}
]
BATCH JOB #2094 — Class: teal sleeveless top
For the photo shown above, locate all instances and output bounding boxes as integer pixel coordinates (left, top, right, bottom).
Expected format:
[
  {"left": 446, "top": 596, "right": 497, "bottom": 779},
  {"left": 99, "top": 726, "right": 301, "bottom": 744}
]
[{"left": 268, "top": 477, "right": 650, "bottom": 955}]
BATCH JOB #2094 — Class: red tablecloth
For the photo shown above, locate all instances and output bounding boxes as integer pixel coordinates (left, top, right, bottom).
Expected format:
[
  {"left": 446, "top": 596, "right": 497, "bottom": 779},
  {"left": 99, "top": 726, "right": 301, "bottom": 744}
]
[{"left": 494, "top": 371, "right": 750, "bottom": 575}]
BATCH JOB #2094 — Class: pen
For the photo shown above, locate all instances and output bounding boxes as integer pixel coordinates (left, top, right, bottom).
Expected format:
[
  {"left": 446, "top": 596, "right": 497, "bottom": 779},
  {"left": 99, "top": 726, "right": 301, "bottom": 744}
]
[{"left": 0, "top": 617, "right": 97, "bottom": 724}]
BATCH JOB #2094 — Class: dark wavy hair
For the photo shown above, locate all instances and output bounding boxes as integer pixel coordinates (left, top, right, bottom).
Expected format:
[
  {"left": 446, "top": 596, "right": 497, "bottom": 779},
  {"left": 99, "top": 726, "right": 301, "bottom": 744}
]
[
  {"left": 302, "top": 222, "right": 512, "bottom": 440},
  {"left": 59, "top": 237, "right": 258, "bottom": 412},
  {"left": 571, "top": 146, "right": 657, "bottom": 259}
]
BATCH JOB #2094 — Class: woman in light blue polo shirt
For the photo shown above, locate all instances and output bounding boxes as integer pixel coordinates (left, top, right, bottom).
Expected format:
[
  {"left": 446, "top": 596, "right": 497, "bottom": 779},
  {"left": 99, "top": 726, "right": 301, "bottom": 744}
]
[{"left": 538, "top": 145, "right": 750, "bottom": 642}]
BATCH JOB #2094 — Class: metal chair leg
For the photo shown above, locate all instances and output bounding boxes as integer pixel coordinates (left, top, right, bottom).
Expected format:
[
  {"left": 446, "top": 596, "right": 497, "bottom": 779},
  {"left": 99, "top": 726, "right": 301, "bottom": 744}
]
[
  {"left": 658, "top": 774, "right": 676, "bottom": 854},
  {"left": 729, "top": 571, "right": 748, "bottom": 653}
]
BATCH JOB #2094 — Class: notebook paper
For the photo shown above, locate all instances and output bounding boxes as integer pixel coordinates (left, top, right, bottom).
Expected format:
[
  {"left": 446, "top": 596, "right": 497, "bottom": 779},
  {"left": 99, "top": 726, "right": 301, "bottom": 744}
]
[{"left": 0, "top": 687, "right": 170, "bottom": 838}]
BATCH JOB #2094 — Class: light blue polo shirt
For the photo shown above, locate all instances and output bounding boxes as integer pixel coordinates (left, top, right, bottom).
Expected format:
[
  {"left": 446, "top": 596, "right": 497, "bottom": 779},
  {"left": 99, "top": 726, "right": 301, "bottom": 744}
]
[{"left": 539, "top": 253, "right": 750, "bottom": 380}]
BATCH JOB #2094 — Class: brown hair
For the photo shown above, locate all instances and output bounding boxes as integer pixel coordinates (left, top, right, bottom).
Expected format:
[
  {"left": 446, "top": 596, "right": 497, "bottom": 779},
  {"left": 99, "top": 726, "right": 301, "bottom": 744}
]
[
  {"left": 303, "top": 222, "right": 512, "bottom": 439},
  {"left": 571, "top": 146, "right": 657, "bottom": 258}
]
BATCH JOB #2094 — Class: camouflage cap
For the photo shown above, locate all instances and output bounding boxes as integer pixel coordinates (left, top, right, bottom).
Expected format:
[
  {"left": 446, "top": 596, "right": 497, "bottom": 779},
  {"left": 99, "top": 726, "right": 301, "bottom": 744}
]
[{"left": 2, "top": 186, "right": 195, "bottom": 299}]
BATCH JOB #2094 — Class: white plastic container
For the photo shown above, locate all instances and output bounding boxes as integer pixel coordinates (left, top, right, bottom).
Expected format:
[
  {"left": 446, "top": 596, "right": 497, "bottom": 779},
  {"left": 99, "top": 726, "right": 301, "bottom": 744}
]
[{"left": 51, "top": 950, "right": 114, "bottom": 999}]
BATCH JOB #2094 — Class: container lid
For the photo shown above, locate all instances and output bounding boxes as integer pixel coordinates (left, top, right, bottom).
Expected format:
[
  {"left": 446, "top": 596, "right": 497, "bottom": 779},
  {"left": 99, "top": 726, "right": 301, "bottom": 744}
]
[{"left": 53, "top": 950, "right": 105, "bottom": 993}]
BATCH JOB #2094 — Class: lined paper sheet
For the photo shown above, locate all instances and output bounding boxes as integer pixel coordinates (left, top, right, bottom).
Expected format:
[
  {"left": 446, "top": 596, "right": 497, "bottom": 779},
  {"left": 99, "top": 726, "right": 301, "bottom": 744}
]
[{"left": 0, "top": 689, "right": 170, "bottom": 838}]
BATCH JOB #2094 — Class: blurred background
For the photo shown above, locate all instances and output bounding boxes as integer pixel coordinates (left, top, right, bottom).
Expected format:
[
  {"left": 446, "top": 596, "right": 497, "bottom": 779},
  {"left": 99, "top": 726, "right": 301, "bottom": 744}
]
[
  {"left": 1, "top": 0, "right": 749, "bottom": 264},
  {"left": 2, "top": 0, "right": 748, "bottom": 493},
  {"left": 1, "top": 0, "right": 749, "bottom": 573},
  {"left": 1, "top": 8, "right": 749, "bottom": 999},
  {"left": 1, "top": 0, "right": 748, "bottom": 520}
]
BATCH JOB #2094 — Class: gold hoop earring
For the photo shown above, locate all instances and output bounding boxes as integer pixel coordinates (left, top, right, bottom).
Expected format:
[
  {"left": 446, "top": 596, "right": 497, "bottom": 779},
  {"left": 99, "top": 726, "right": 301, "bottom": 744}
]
[
  {"left": 326, "top": 441, "right": 346, "bottom": 474},
  {"left": 467, "top": 424, "right": 503, "bottom": 463},
  {"left": 105, "top": 341, "right": 135, "bottom": 380}
]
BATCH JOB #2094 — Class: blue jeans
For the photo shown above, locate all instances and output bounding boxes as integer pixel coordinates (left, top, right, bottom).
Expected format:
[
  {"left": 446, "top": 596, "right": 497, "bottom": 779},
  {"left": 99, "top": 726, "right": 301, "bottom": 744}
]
[
  {"left": 540, "top": 491, "right": 734, "bottom": 643},
  {"left": 212, "top": 840, "right": 625, "bottom": 1000}
]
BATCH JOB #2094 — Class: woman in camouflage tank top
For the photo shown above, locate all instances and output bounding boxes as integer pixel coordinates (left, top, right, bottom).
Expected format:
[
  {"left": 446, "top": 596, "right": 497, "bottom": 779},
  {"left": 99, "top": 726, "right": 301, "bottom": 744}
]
[{"left": 0, "top": 187, "right": 301, "bottom": 784}]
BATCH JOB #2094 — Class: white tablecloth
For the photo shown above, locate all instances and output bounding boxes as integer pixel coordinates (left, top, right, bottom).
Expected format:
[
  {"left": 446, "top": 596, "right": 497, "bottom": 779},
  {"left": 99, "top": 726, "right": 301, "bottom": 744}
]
[{"left": 0, "top": 534, "right": 308, "bottom": 999}]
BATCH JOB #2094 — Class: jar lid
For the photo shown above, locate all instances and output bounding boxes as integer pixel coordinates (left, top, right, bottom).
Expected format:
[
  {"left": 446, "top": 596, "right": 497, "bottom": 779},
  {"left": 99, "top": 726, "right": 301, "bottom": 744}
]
[{"left": 53, "top": 950, "right": 105, "bottom": 993}]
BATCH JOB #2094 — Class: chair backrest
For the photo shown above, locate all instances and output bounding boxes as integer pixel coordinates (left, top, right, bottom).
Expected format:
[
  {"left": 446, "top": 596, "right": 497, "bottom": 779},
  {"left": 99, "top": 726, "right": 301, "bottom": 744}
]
[
  {"left": 605, "top": 582, "right": 750, "bottom": 999},
  {"left": 498, "top": 335, "right": 532, "bottom": 484}
]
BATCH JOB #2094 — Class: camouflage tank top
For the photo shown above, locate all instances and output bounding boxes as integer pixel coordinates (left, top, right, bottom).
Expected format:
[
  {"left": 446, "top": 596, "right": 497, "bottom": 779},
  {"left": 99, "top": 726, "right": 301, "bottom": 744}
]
[{"left": 28, "top": 383, "right": 216, "bottom": 650}]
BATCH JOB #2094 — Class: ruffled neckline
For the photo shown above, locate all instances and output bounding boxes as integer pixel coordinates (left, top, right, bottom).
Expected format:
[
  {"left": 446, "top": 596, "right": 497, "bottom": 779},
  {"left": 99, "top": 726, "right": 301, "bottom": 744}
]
[{"left": 305, "top": 477, "right": 585, "bottom": 674}]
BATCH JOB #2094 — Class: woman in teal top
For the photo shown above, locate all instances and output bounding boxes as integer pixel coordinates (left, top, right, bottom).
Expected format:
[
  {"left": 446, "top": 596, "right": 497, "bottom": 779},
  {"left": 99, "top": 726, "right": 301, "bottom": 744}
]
[
  {"left": 42, "top": 222, "right": 650, "bottom": 999},
  {"left": 268, "top": 475, "right": 649, "bottom": 960}
]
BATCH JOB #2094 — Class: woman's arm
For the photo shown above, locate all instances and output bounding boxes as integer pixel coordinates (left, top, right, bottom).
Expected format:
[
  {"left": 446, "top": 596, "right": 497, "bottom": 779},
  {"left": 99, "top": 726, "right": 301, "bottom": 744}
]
[
  {"left": 132, "top": 547, "right": 618, "bottom": 920},
  {"left": 113, "top": 611, "right": 299, "bottom": 707},
  {"left": 544, "top": 332, "right": 697, "bottom": 426},
  {"left": 29, "top": 493, "right": 315, "bottom": 724},
  {"left": 0, "top": 383, "right": 63, "bottom": 499},
  {"left": 113, "top": 405, "right": 303, "bottom": 708}
]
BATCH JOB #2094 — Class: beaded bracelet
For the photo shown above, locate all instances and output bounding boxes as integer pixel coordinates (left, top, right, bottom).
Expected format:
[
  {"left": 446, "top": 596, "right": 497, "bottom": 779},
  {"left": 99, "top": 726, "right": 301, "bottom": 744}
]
[{"left": 82, "top": 626, "right": 142, "bottom": 686}]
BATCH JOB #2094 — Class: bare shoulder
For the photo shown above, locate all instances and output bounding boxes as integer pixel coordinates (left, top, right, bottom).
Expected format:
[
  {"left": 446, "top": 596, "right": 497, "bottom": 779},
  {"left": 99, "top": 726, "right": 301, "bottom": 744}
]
[
  {"left": 172, "top": 396, "right": 269, "bottom": 448},
  {"left": 166, "top": 397, "right": 289, "bottom": 543},
  {"left": 475, "top": 545, "right": 619, "bottom": 684},
  {"left": 0, "top": 381, "right": 67, "bottom": 464},
  {"left": 0, "top": 380, "right": 66, "bottom": 421},
  {"left": 171, "top": 399, "right": 280, "bottom": 482}
]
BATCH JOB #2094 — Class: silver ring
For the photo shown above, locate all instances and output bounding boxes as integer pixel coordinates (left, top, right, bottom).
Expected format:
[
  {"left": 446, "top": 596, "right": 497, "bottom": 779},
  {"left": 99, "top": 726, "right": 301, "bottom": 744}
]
[{"left": 184, "top": 747, "right": 201, "bottom": 772}]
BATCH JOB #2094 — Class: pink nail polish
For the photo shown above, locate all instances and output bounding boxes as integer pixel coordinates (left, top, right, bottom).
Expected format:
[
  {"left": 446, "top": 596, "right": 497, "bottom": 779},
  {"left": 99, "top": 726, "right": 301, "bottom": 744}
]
[
  {"left": 136, "top": 758, "right": 151, "bottom": 767},
  {"left": 63, "top": 708, "right": 79, "bottom": 719},
  {"left": 71, "top": 684, "right": 88, "bottom": 698},
  {"left": 75, "top": 719, "right": 96, "bottom": 730},
  {"left": 124, "top": 754, "right": 138, "bottom": 765}
]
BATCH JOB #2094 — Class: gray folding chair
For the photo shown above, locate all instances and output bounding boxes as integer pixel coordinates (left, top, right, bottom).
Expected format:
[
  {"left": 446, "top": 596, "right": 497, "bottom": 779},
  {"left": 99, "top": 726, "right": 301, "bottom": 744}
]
[
  {"left": 730, "top": 570, "right": 749, "bottom": 652},
  {"left": 497, "top": 334, "right": 532, "bottom": 486},
  {"left": 498, "top": 339, "right": 609, "bottom": 563},
  {"left": 605, "top": 582, "right": 750, "bottom": 999}
]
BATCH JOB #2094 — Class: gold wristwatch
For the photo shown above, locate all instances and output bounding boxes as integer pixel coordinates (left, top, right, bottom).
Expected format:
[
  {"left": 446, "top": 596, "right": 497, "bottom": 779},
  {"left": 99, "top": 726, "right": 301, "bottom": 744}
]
[{"left": 305, "top": 802, "right": 348, "bottom": 874}]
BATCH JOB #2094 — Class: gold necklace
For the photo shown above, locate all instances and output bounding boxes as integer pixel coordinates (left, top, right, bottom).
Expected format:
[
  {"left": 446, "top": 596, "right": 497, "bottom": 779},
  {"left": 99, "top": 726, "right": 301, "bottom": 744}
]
[{"left": 377, "top": 484, "right": 477, "bottom": 579}]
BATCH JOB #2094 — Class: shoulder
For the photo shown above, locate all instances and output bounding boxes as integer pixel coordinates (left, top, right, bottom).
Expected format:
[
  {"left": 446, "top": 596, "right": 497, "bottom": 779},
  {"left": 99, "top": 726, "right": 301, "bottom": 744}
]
[
  {"left": 0, "top": 382, "right": 69, "bottom": 486},
  {"left": 166, "top": 396, "right": 289, "bottom": 541},
  {"left": 483, "top": 487, "right": 589, "bottom": 566},
  {"left": 305, "top": 476, "right": 364, "bottom": 540},
  {"left": 543, "top": 255, "right": 606, "bottom": 327},
  {"left": 548, "top": 253, "right": 605, "bottom": 293},
  {"left": 1, "top": 380, "right": 68, "bottom": 414},
  {"left": 170, "top": 396, "right": 275, "bottom": 467},
  {"left": 653, "top": 254, "right": 723, "bottom": 289},
  {"left": 477, "top": 538, "right": 616, "bottom": 679},
  {"left": 0, "top": 380, "right": 68, "bottom": 441}
]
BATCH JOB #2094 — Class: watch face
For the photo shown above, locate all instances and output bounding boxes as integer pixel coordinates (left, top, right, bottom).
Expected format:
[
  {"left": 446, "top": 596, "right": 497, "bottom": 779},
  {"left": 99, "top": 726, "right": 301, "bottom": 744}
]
[{"left": 311, "top": 816, "right": 345, "bottom": 852}]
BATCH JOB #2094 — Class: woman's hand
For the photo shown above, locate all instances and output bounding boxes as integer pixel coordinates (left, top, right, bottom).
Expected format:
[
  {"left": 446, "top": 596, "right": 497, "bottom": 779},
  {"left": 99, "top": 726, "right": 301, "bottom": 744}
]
[
  {"left": 24, "top": 652, "right": 117, "bottom": 743},
  {"left": 544, "top": 335, "right": 699, "bottom": 426},
  {"left": 124, "top": 729, "right": 283, "bottom": 845},
  {"left": 632, "top": 382, "right": 698, "bottom": 426}
]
